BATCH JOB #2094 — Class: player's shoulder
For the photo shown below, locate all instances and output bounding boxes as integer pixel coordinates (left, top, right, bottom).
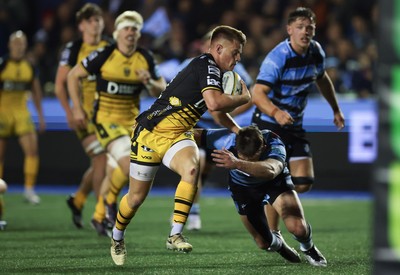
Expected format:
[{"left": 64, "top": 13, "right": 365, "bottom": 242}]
[
  {"left": 266, "top": 40, "right": 290, "bottom": 66},
  {"left": 309, "top": 40, "right": 326, "bottom": 57},
  {"left": 64, "top": 38, "right": 84, "bottom": 51},
  {"left": 194, "top": 53, "right": 217, "bottom": 66}
]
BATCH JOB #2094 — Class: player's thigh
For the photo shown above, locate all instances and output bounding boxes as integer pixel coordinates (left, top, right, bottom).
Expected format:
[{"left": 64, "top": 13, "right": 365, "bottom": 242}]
[{"left": 289, "top": 157, "right": 314, "bottom": 177}]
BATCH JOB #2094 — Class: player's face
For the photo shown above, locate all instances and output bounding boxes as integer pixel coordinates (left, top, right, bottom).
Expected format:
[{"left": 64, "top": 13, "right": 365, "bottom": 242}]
[
  {"left": 9, "top": 36, "right": 27, "bottom": 60},
  {"left": 81, "top": 15, "right": 104, "bottom": 36},
  {"left": 287, "top": 17, "right": 315, "bottom": 54},
  {"left": 116, "top": 26, "right": 140, "bottom": 48},
  {"left": 218, "top": 39, "right": 242, "bottom": 71}
]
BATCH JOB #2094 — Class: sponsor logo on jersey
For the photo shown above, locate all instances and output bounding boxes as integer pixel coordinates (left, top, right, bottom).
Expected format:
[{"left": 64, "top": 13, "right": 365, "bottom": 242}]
[
  {"left": 106, "top": 81, "right": 136, "bottom": 95},
  {"left": 141, "top": 155, "right": 152, "bottom": 160},
  {"left": 208, "top": 65, "right": 220, "bottom": 77},
  {"left": 169, "top": 96, "right": 181, "bottom": 107},
  {"left": 207, "top": 77, "right": 220, "bottom": 86}
]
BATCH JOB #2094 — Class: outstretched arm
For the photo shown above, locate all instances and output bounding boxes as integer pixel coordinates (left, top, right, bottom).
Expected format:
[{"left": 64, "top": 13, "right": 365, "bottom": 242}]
[
  {"left": 211, "top": 148, "right": 283, "bottom": 180},
  {"left": 316, "top": 72, "right": 345, "bottom": 130}
]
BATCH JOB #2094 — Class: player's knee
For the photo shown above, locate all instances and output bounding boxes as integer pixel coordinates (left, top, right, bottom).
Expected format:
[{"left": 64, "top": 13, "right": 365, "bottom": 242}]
[
  {"left": 126, "top": 191, "right": 146, "bottom": 209},
  {"left": 292, "top": 177, "right": 314, "bottom": 193},
  {"left": 286, "top": 220, "right": 307, "bottom": 238}
]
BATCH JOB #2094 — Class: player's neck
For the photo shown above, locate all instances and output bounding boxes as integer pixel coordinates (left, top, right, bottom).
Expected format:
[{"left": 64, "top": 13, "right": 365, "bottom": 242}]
[{"left": 83, "top": 33, "right": 101, "bottom": 46}]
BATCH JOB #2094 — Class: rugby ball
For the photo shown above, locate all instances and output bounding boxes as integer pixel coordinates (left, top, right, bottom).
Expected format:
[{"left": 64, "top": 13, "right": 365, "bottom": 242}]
[
  {"left": 0, "top": 178, "right": 7, "bottom": 194},
  {"left": 222, "top": 71, "right": 242, "bottom": 95}
]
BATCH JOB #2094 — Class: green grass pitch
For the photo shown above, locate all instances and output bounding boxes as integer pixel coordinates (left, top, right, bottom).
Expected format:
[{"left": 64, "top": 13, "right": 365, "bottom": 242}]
[{"left": 0, "top": 192, "right": 371, "bottom": 274}]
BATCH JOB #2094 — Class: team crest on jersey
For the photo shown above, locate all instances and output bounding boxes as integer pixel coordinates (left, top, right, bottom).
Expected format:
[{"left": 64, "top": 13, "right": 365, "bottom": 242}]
[
  {"left": 169, "top": 96, "right": 181, "bottom": 106},
  {"left": 124, "top": 67, "right": 131, "bottom": 77},
  {"left": 184, "top": 131, "right": 193, "bottom": 138}
]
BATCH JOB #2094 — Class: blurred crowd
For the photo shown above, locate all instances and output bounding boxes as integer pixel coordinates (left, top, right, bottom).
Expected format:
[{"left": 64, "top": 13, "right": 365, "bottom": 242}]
[{"left": 0, "top": 0, "right": 377, "bottom": 99}]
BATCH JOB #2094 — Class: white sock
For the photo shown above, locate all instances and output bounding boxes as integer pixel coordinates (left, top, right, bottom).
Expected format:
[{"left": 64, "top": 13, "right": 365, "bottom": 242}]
[
  {"left": 170, "top": 222, "right": 184, "bottom": 236},
  {"left": 112, "top": 227, "right": 125, "bottom": 241}
]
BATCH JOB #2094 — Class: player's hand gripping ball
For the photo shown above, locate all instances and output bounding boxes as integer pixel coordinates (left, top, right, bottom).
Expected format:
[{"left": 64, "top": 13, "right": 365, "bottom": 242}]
[
  {"left": 222, "top": 71, "right": 242, "bottom": 95},
  {"left": 0, "top": 178, "right": 7, "bottom": 194}
]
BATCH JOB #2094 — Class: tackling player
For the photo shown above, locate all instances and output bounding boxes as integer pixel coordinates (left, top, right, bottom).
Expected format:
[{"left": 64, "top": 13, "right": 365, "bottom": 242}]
[{"left": 196, "top": 125, "right": 327, "bottom": 267}]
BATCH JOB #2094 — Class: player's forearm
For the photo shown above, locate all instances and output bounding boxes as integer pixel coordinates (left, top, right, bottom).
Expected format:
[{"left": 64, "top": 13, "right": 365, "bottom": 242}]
[
  {"left": 235, "top": 159, "right": 281, "bottom": 180},
  {"left": 67, "top": 76, "right": 82, "bottom": 109},
  {"left": 145, "top": 78, "right": 166, "bottom": 97},
  {"left": 55, "top": 85, "right": 72, "bottom": 114},
  {"left": 317, "top": 73, "right": 341, "bottom": 112}
]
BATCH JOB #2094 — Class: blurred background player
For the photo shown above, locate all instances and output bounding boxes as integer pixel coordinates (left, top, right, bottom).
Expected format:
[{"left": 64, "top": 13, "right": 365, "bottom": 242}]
[
  {"left": 55, "top": 3, "right": 111, "bottom": 229},
  {"left": 195, "top": 126, "right": 327, "bottom": 267},
  {"left": 0, "top": 30, "right": 46, "bottom": 204},
  {"left": 175, "top": 30, "right": 254, "bottom": 230},
  {"left": 67, "top": 10, "right": 166, "bottom": 236},
  {"left": 251, "top": 7, "right": 345, "bottom": 236},
  {"left": 0, "top": 178, "right": 7, "bottom": 230}
]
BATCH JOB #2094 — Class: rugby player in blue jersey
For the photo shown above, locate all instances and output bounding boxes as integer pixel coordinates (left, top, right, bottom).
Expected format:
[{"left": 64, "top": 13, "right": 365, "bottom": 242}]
[
  {"left": 195, "top": 125, "right": 327, "bottom": 266},
  {"left": 251, "top": 7, "right": 345, "bottom": 242}
]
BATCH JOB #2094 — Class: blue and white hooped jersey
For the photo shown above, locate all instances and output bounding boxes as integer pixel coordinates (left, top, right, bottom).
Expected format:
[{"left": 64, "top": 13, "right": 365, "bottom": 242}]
[
  {"left": 254, "top": 39, "right": 325, "bottom": 129},
  {"left": 202, "top": 128, "right": 290, "bottom": 187}
]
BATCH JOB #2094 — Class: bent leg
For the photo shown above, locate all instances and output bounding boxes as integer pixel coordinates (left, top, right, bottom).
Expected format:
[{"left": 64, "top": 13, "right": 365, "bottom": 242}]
[
  {"left": 112, "top": 175, "right": 153, "bottom": 240},
  {"left": 289, "top": 158, "right": 314, "bottom": 193},
  {"left": 168, "top": 143, "right": 199, "bottom": 235}
]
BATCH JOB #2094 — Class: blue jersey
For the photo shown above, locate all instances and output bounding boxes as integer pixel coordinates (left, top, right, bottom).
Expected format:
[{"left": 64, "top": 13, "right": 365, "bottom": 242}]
[
  {"left": 253, "top": 39, "right": 325, "bottom": 129},
  {"left": 202, "top": 128, "right": 291, "bottom": 187}
]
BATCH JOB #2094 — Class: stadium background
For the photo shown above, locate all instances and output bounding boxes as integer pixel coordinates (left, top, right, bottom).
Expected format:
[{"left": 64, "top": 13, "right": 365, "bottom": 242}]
[
  {"left": 1, "top": 0, "right": 377, "bottom": 191},
  {"left": 5, "top": 1, "right": 400, "bottom": 273}
]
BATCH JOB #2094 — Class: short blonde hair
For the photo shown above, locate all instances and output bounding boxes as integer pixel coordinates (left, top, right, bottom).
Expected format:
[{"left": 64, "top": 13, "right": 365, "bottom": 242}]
[{"left": 113, "top": 10, "right": 143, "bottom": 39}]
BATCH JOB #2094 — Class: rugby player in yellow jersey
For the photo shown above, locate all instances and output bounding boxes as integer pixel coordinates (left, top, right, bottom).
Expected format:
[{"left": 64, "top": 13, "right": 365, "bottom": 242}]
[
  {"left": 109, "top": 25, "right": 251, "bottom": 266},
  {"left": 67, "top": 11, "right": 166, "bottom": 236},
  {"left": 55, "top": 3, "right": 111, "bottom": 230},
  {"left": 0, "top": 31, "right": 46, "bottom": 204}
]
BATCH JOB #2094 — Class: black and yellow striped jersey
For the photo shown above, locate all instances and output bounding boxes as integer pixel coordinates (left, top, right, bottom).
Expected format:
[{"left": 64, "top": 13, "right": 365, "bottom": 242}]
[
  {"left": 59, "top": 37, "right": 112, "bottom": 116},
  {"left": 80, "top": 44, "right": 162, "bottom": 128},
  {"left": 136, "top": 53, "right": 224, "bottom": 138},
  {"left": 0, "top": 56, "right": 35, "bottom": 110}
]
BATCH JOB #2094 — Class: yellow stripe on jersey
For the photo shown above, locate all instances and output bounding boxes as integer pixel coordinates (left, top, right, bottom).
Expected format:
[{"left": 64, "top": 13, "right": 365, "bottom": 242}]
[{"left": 152, "top": 105, "right": 201, "bottom": 136}]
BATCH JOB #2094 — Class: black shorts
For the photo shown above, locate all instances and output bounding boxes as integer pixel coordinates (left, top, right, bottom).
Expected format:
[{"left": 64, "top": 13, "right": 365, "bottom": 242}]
[
  {"left": 228, "top": 175, "right": 294, "bottom": 215},
  {"left": 253, "top": 120, "right": 312, "bottom": 159}
]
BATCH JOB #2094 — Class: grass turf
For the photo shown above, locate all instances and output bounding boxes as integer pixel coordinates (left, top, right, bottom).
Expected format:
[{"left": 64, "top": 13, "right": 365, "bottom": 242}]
[{"left": 0, "top": 192, "right": 371, "bottom": 274}]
